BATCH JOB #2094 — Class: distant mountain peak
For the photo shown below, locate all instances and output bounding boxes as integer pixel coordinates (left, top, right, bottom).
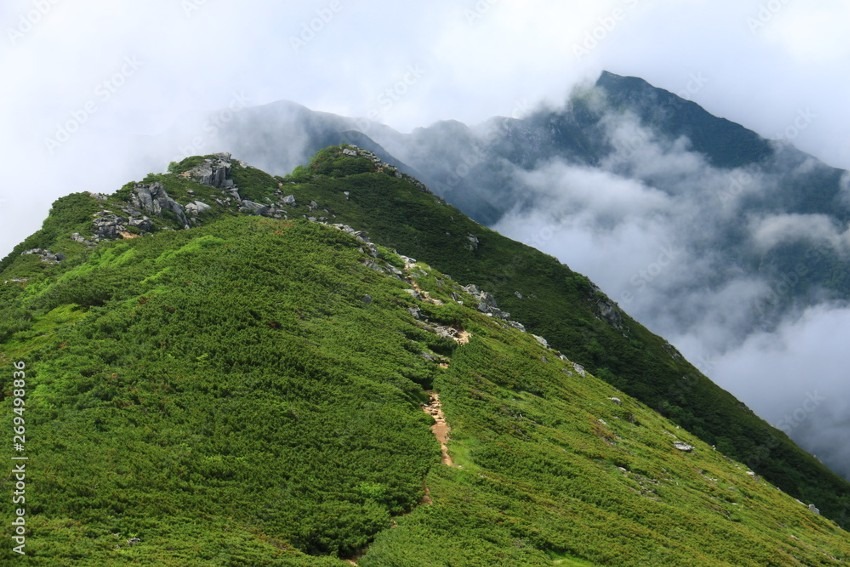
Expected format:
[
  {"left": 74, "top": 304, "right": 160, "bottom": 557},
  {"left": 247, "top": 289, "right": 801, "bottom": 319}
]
[
  {"left": 594, "top": 69, "right": 774, "bottom": 168},
  {"left": 596, "top": 69, "right": 651, "bottom": 88}
]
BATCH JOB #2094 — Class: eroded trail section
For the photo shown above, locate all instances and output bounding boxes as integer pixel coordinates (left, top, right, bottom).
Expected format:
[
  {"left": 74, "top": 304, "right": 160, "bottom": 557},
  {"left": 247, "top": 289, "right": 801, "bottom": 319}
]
[{"left": 423, "top": 392, "right": 454, "bottom": 466}]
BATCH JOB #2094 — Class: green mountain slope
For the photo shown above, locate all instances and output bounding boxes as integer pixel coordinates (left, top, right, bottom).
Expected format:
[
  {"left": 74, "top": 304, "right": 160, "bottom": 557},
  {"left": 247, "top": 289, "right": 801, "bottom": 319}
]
[
  {"left": 1, "top": 148, "right": 848, "bottom": 565},
  {"left": 276, "top": 147, "right": 850, "bottom": 527}
]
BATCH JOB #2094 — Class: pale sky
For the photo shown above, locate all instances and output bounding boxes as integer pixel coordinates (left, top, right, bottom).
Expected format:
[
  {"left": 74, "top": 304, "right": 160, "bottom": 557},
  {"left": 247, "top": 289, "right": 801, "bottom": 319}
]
[{"left": 2, "top": 0, "right": 849, "bottom": 258}]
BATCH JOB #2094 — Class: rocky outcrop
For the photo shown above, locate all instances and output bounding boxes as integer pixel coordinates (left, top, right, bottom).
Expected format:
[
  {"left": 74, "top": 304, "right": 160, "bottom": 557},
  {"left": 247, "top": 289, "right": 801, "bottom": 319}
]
[
  {"left": 331, "top": 224, "right": 379, "bottom": 257},
  {"left": 92, "top": 210, "right": 153, "bottom": 241},
  {"left": 185, "top": 201, "right": 212, "bottom": 216},
  {"left": 21, "top": 248, "right": 63, "bottom": 263},
  {"left": 92, "top": 211, "right": 127, "bottom": 240},
  {"left": 130, "top": 183, "right": 188, "bottom": 228},
  {"left": 673, "top": 441, "right": 694, "bottom": 452},
  {"left": 596, "top": 297, "right": 624, "bottom": 331},
  {"left": 182, "top": 153, "right": 233, "bottom": 189},
  {"left": 238, "top": 199, "right": 291, "bottom": 219},
  {"left": 129, "top": 217, "right": 154, "bottom": 232},
  {"left": 455, "top": 283, "right": 529, "bottom": 333},
  {"left": 238, "top": 200, "right": 269, "bottom": 216},
  {"left": 70, "top": 232, "right": 95, "bottom": 246},
  {"left": 462, "top": 284, "right": 512, "bottom": 320}
]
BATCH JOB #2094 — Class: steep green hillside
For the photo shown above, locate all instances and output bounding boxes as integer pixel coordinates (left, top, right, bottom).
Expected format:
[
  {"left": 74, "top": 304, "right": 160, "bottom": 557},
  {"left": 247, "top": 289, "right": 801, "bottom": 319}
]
[
  {"left": 1, "top": 148, "right": 848, "bottom": 565},
  {"left": 276, "top": 147, "right": 850, "bottom": 527}
]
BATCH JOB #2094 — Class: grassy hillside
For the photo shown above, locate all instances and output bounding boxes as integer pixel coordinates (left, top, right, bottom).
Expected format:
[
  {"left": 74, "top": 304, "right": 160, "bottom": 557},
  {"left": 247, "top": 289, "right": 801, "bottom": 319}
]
[
  {"left": 274, "top": 147, "right": 850, "bottom": 527},
  {"left": 0, "top": 148, "right": 848, "bottom": 564},
  {"left": 2, "top": 218, "right": 445, "bottom": 564}
]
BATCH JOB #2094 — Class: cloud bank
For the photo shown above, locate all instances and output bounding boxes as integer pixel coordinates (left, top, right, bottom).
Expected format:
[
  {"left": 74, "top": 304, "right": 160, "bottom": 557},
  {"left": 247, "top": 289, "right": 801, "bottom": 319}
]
[{"left": 492, "top": 104, "right": 850, "bottom": 478}]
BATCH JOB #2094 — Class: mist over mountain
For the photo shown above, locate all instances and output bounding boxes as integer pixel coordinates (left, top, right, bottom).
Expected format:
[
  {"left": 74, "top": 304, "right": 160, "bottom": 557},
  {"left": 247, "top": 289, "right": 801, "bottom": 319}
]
[{"left": 188, "top": 71, "right": 850, "bottom": 480}]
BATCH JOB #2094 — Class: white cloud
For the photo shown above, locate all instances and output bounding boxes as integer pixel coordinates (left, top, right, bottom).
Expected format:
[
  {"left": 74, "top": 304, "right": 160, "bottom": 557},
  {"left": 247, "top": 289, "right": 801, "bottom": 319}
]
[
  {"left": 516, "top": 161, "right": 672, "bottom": 223},
  {"left": 493, "top": 172, "right": 673, "bottom": 306},
  {"left": 601, "top": 114, "right": 704, "bottom": 181},
  {"left": 750, "top": 214, "right": 850, "bottom": 254},
  {"left": 492, "top": 111, "right": 774, "bottom": 341},
  {"left": 705, "top": 304, "right": 850, "bottom": 477}
]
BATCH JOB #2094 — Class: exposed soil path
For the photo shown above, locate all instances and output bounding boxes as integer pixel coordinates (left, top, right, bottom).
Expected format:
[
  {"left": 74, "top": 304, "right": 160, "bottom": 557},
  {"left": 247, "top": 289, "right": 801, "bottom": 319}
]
[{"left": 423, "top": 392, "right": 453, "bottom": 466}]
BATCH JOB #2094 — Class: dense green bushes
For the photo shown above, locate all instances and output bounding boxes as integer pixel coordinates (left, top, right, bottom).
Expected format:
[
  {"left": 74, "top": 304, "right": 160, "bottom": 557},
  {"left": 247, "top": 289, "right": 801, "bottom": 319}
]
[
  {"left": 0, "top": 192, "right": 100, "bottom": 274},
  {"left": 1, "top": 218, "right": 444, "bottom": 564}
]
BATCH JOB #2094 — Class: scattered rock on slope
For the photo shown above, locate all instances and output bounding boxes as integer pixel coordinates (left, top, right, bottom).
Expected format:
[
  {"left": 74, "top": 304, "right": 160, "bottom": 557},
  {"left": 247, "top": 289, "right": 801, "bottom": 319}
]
[
  {"left": 21, "top": 248, "right": 63, "bottom": 263},
  {"left": 130, "top": 182, "right": 189, "bottom": 228}
]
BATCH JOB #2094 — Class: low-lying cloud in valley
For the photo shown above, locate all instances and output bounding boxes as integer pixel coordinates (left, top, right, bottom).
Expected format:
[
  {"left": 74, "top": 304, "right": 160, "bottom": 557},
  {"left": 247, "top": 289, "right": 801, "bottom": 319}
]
[
  {"left": 750, "top": 213, "right": 850, "bottom": 254},
  {"left": 492, "top": 105, "right": 850, "bottom": 479},
  {"left": 712, "top": 304, "right": 850, "bottom": 479}
]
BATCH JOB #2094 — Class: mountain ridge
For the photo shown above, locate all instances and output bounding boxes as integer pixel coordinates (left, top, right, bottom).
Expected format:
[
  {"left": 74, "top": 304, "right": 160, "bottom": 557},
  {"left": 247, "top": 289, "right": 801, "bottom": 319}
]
[
  {"left": 2, "top": 145, "right": 849, "bottom": 564},
  {"left": 186, "top": 71, "right": 850, "bottom": 482}
]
